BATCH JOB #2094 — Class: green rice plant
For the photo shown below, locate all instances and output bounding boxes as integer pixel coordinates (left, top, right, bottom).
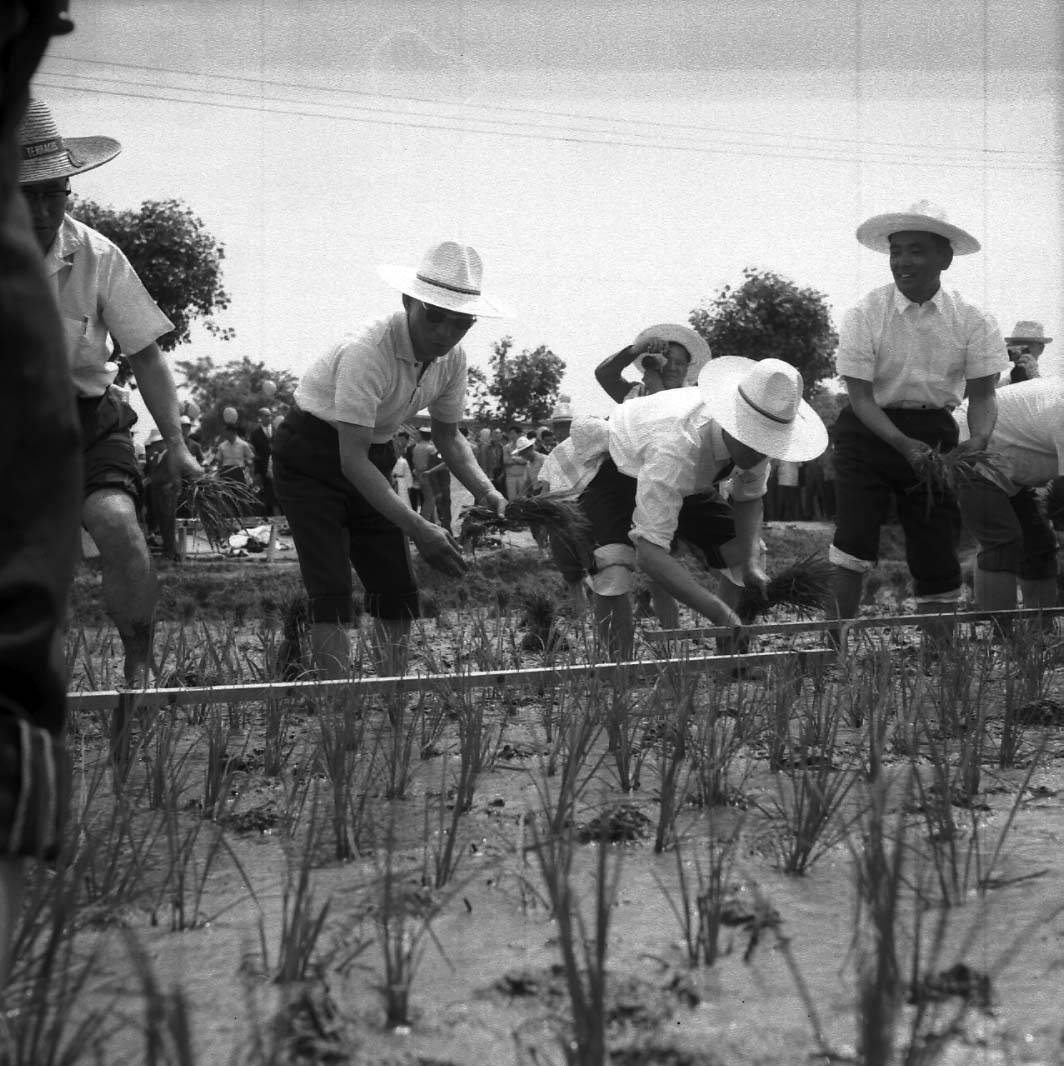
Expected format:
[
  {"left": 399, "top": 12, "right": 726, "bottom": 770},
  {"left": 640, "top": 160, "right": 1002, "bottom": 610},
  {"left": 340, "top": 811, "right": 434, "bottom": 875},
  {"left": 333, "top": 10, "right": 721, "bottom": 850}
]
[
  {"left": 314, "top": 691, "right": 374, "bottom": 860},
  {"left": 602, "top": 680, "right": 647, "bottom": 794},
  {"left": 378, "top": 693, "right": 422, "bottom": 801},
  {"left": 5, "top": 848, "right": 121, "bottom": 1065},
  {"left": 848, "top": 769, "right": 914, "bottom": 1066},
  {"left": 541, "top": 691, "right": 607, "bottom": 837},
  {"left": 371, "top": 832, "right": 447, "bottom": 1030},
  {"left": 143, "top": 706, "right": 195, "bottom": 811},
  {"left": 735, "top": 553, "right": 834, "bottom": 623},
  {"left": 529, "top": 794, "right": 622, "bottom": 1066},
  {"left": 651, "top": 681, "right": 697, "bottom": 853},
  {"left": 761, "top": 658, "right": 805, "bottom": 773},
  {"left": 262, "top": 695, "right": 295, "bottom": 779},
  {"left": 123, "top": 931, "right": 199, "bottom": 1065},
  {"left": 654, "top": 812, "right": 744, "bottom": 967},
  {"left": 998, "top": 623, "right": 1054, "bottom": 768},
  {"left": 201, "top": 704, "right": 241, "bottom": 821},
  {"left": 686, "top": 683, "right": 749, "bottom": 809}
]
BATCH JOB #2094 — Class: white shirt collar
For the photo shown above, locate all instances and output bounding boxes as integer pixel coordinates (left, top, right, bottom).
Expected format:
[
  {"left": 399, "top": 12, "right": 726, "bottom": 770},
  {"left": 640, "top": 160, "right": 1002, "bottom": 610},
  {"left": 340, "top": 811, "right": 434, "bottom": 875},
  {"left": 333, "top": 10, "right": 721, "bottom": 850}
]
[
  {"left": 42, "top": 215, "right": 82, "bottom": 276},
  {"left": 892, "top": 284, "right": 946, "bottom": 314}
]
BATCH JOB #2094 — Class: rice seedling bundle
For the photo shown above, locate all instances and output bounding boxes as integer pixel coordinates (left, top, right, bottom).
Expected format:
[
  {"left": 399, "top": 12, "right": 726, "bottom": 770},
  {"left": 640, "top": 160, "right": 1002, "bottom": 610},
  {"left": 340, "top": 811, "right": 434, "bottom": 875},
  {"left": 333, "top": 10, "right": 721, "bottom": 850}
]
[
  {"left": 459, "top": 492, "right": 593, "bottom": 567},
  {"left": 911, "top": 444, "right": 1013, "bottom": 506},
  {"left": 737, "top": 553, "right": 834, "bottom": 623},
  {"left": 179, "top": 474, "right": 262, "bottom": 549}
]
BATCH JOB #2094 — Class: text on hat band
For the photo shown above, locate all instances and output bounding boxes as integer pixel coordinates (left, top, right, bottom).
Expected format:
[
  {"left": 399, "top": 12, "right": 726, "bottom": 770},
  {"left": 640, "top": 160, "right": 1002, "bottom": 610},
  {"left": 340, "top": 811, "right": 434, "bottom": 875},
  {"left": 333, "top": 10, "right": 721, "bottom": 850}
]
[{"left": 21, "top": 138, "right": 63, "bottom": 160}]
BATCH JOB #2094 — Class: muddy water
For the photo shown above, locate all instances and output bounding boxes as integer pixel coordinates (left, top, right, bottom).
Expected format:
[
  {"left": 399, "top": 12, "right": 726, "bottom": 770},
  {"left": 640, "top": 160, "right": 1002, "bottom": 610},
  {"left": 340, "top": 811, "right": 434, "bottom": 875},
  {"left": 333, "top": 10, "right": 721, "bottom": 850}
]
[{"left": 43, "top": 652, "right": 1064, "bottom": 1066}]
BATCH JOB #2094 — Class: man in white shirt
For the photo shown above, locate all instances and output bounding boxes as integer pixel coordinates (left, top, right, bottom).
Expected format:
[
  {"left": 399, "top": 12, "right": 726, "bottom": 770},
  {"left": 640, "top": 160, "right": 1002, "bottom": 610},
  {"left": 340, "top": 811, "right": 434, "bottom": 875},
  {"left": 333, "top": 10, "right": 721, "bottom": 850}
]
[
  {"left": 829, "top": 201, "right": 1009, "bottom": 634},
  {"left": 273, "top": 242, "right": 510, "bottom": 678},
  {"left": 17, "top": 100, "right": 203, "bottom": 695},
  {"left": 953, "top": 378, "right": 1064, "bottom": 613},
  {"left": 572, "top": 358, "right": 827, "bottom": 659}
]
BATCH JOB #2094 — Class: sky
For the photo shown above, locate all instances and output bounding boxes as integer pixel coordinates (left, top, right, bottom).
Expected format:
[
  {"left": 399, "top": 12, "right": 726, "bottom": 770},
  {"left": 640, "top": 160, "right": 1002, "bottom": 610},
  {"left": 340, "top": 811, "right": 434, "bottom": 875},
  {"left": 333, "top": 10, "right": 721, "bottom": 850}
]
[{"left": 31, "top": 0, "right": 1064, "bottom": 437}]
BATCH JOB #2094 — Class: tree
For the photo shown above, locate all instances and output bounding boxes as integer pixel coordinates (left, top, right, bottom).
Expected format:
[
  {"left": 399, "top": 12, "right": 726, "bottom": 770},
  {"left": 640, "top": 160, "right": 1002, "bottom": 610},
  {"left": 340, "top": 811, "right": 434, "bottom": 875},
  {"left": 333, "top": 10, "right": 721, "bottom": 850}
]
[
  {"left": 689, "top": 268, "right": 837, "bottom": 397},
  {"left": 69, "top": 195, "right": 232, "bottom": 384},
  {"left": 175, "top": 355, "right": 298, "bottom": 442},
  {"left": 477, "top": 336, "right": 566, "bottom": 424}
]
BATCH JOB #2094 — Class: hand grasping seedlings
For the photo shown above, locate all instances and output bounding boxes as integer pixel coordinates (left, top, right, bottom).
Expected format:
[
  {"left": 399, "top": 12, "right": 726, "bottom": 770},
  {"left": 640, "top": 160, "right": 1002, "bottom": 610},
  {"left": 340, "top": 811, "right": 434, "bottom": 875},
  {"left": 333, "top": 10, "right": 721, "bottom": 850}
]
[
  {"left": 735, "top": 553, "right": 835, "bottom": 624},
  {"left": 908, "top": 444, "right": 1012, "bottom": 517},
  {"left": 180, "top": 474, "right": 262, "bottom": 549},
  {"left": 459, "top": 492, "right": 593, "bottom": 568}
]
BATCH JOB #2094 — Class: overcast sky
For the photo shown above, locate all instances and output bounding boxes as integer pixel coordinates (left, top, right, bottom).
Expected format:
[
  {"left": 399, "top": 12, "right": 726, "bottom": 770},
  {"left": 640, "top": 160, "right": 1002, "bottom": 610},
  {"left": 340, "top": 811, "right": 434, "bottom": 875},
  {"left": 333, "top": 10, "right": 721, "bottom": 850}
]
[{"left": 34, "top": 0, "right": 1064, "bottom": 431}]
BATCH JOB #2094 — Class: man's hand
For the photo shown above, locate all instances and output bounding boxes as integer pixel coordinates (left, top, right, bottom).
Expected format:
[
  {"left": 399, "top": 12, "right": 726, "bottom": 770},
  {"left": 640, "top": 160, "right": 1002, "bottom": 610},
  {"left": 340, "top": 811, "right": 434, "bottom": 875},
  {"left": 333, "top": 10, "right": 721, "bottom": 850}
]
[
  {"left": 740, "top": 561, "right": 770, "bottom": 600},
  {"left": 166, "top": 441, "right": 204, "bottom": 484},
  {"left": 952, "top": 436, "right": 989, "bottom": 458},
  {"left": 899, "top": 438, "right": 932, "bottom": 471},
  {"left": 411, "top": 523, "right": 468, "bottom": 578},
  {"left": 480, "top": 488, "right": 507, "bottom": 518}
]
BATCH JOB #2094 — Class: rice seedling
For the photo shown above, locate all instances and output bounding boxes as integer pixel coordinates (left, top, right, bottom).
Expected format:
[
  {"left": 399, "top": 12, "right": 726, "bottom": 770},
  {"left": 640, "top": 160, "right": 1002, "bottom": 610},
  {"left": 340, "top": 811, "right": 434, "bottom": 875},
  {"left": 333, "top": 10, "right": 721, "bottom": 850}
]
[
  {"left": 5, "top": 847, "right": 121, "bottom": 1065},
  {"left": 655, "top": 812, "right": 745, "bottom": 967},
  {"left": 179, "top": 473, "right": 262, "bottom": 549},
  {"left": 529, "top": 793, "right": 622, "bottom": 1066},
  {"left": 686, "top": 683, "right": 749, "bottom": 809},
  {"left": 460, "top": 493, "right": 593, "bottom": 575},
  {"left": 201, "top": 703, "right": 242, "bottom": 820},
  {"left": 123, "top": 931, "right": 199, "bottom": 1065},
  {"left": 143, "top": 706, "right": 194, "bottom": 811},
  {"left": 651, "top": 681, "right": 696, "bottom": 853},
  {"left": 371, "top": 829, "right": 447, "bottom": 1030},
  {"left": 602, "top": 680, "right": 647, "bottom": 795},
  {"left": 735, "top": 552, "right": 834, "bottom": 623},
  {"left": 910, "top": 443, "right": 1013, "bottom": 518},
  {"left": 262, "top": 695, "right": 295, "bottom": 779}
]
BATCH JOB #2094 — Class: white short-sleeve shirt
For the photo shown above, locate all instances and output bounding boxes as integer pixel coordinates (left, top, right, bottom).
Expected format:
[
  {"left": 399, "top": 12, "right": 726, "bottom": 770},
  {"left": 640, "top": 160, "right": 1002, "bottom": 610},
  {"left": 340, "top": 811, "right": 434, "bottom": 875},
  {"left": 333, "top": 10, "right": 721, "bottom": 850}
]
[
  {"left": 954, "top": 377, "right": 1064, "bottom": 486},
  {"left": 45, "top": 216, "right": 175, "bottom": 398},
  {"left": 836, "top": 283, "right": 1009, "bottom": 409},
  {"left": 295, "top": 312, "right": 467, "bottom": 443},
  {"left": 607, "top": 388, "right": 769, "bottom": 551}
]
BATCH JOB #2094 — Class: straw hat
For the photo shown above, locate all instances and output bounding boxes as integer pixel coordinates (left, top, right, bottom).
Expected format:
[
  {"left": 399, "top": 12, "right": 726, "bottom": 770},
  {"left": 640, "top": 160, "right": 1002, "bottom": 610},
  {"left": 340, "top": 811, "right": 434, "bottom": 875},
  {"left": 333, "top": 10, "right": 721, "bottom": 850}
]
[
  {"left": 378, "top": 241, "right": 512, "bottom": 318},
  {"left": 632, "top": 323, "right": 712, "bottom": 385},
  {"left": 17, "top": 99, "right": 121, "bottom": 185},
  {"left": 856, "top": 199, "right": 980, "bottom": 256},
  {"left": 698, "top": 357, "right": 827, "bottom": 463},
  {"left": 513, "top": 437, "right": 536, "bottom": 455},
  {"left": 550, "top": 396, "right": 574, "bottom": 423},
  {"left": 1005, "top": 320, "right": 1052, "bottom": 345}
]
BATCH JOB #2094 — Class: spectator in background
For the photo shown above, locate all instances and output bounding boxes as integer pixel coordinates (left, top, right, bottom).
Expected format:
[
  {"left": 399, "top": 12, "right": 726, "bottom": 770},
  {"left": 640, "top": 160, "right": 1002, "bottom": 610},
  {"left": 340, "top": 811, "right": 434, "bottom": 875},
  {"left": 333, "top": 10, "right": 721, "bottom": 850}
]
[
  {"left": 411, "top": 426, "right": 437, "bottom": 521},
  {"left": 180, "top": 414, "right": 204, "bottom": 464},
  {"left": 216, "top": 420, "right": 255, "bottom": 486},
  {"left": 422, "top": 443, "right": 453, "bottom": 531},
  {"left": 594, "top": 323, "right": 711, "bottom": 403},
  {"left": 775, "top": 459, "right": 801, "bottom": 521},
  {"left": 249, "top": 406, "right": 277, "bottom": 515},
  {"left": 391, "top": 431, "right": 415, "bottom": 508},
  {"left": 503, "top": 424, "right": 530, "bottom": 499},
  {"left": 1003, "top": 320, "right": 1050, "bottom": 385},
  {"left": 474, "top": 426, "right": 503, "bottom": 489},
  {"left": 550, "top": 396, "right": 574, "bottom": 443}
]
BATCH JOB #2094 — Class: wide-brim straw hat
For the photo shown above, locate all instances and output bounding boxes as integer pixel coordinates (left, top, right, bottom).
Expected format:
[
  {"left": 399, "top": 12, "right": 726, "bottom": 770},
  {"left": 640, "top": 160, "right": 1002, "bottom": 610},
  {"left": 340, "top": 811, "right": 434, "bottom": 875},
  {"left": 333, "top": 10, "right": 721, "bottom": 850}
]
[
  {"left": 632, "top": 323, "right": 712, "bottom": 386},
  {"left": 17, "top": 99, "right": 121, "bottom": 184},
  {"left": 856, "top": 199, "right": 980, "bottom": 256},
  {"left": 698, "top": 357, "right": 827, "bottom": 463},
  {"left": 1005, "top": 320, "right": 1052, "bottom": 345},
  {"left": 513, "top": 437, "right": 536, "bottom": 455},
  {"left": 378, "top": 241, "right": 512, "bottom": 318}
]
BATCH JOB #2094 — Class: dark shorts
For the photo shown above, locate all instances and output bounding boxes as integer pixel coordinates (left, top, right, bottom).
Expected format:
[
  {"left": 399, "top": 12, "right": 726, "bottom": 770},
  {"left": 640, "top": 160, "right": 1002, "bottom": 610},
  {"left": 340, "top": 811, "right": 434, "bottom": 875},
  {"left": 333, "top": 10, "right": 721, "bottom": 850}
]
[
  {"left": 272, "top": 409, "right": 419, "bottom": 624},
  {"left": 832, "top": 406, "right": 961, "bottom": 598},
  {"left": 579, "top": 457, "right": 735, "bottom": 571},
  {"left": 957, "top": 480, "right": 1058, "bottom": 579},
  {"left": 78, "top": 388, "right": 142, "bottom": 508}
]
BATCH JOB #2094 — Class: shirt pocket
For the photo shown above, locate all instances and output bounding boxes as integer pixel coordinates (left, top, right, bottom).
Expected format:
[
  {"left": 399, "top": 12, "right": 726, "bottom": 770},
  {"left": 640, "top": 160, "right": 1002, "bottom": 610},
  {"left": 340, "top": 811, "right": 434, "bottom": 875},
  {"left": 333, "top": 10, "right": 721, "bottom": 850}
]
[{"left": 63, "top": 314, "right": 116, "bottom": 395}]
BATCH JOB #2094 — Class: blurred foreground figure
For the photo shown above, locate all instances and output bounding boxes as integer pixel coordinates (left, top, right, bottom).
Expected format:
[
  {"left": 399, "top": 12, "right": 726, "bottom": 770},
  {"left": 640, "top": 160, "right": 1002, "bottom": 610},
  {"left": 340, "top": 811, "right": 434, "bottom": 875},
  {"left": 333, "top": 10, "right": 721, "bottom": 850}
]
[{"left": 0, "top": 0, "right": 82, "bottom": 985}]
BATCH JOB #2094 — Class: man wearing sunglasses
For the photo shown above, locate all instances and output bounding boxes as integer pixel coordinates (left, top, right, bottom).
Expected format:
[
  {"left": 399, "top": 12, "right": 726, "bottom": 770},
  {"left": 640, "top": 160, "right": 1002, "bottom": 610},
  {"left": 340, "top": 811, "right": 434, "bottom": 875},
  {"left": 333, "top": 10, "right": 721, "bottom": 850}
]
[{"left": 273, "top": 241, "right": 512, "bottom": 679}]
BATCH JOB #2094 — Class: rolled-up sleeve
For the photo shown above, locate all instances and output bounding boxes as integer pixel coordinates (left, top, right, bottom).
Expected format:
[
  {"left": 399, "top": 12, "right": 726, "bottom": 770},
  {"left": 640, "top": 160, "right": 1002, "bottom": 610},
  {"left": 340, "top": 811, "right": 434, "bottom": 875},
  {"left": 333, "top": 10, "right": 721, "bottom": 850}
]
[
  {"left": 427, "top": 355, "right": 467, "bottom": 424},
  {"left": 629, "top": 442, "right": 696, "bottom": 550},
  {"left": 835, "top": 303, "right": 875, "bottom": 382}
]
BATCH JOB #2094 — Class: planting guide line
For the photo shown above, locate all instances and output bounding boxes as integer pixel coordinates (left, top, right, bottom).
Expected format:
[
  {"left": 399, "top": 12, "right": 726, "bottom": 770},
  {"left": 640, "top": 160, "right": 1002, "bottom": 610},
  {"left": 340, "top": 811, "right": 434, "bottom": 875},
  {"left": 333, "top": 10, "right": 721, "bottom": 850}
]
[
  {"left": 65, "top": 647, "right": 834, "bottom": 712},
  {"left": 645, "top": 605, "right": 1064, "bottom": 649}
]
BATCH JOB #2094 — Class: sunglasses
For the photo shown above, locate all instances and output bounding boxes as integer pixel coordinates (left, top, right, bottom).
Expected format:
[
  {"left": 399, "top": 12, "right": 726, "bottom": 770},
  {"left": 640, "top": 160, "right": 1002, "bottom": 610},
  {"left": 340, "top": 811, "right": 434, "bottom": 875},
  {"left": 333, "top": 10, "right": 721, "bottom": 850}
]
[{"left": 421, "top": 301, "right": 476, "bottom": 330}]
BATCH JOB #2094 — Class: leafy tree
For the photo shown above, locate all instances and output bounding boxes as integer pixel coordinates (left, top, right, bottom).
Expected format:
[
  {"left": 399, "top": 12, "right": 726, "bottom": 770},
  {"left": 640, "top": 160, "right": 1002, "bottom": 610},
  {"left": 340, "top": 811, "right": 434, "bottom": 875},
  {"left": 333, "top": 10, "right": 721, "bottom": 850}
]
[
  {"left": 69, "top": 195, "right": 232, "bottom": 384},
  {"left": 479, "top": 336, "right": 566, "bottom": 424},
  {"left": 689, "top": 267, "right": 837, "bottom": 397},
  {"left": 175, "top": 355, "right": 297, "bottom": 443}
]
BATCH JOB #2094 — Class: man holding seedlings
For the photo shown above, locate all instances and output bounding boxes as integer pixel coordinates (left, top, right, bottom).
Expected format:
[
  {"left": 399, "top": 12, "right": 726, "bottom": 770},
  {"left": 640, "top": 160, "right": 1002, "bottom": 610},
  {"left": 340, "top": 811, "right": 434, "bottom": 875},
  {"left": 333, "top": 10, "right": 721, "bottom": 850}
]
[
  {"left": 16, "top": 99, "right": 204, "bottom": 694},
  {"left": 952, "top": 378, "right": 1064, "bottom": 613},
  {"left": 828, "top": 201, "right": 1009, "bottom": 637},
  {"left": 272, "top": 241, "right": 511, "bottom": 678},
  {"left": 573, "top": 357, "right": 828, "bottom": 659}
]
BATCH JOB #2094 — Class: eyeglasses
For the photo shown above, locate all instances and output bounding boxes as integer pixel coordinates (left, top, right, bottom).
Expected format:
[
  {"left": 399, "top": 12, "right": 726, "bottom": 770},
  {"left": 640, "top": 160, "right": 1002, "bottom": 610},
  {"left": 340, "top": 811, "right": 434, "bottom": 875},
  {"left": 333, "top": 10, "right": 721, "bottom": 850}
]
[
  {"left": 22, "top": 184, "right": 71, "bottom": 208},
  {"left": 421, "top": 301, "right": 476, "bottom": 330}
]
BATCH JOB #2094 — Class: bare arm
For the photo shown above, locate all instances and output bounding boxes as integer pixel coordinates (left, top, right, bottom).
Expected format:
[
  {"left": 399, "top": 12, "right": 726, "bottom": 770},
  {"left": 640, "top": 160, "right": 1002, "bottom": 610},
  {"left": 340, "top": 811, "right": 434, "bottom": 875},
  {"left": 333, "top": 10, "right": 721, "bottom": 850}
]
[
  {"left": 594, "top": 346, "right": 641, "bottom": 404},
  {"left": 844, "top": 376, "right": 929, "bottom": 469},
  {"left": 728, "top": 497, "right": 769, "bottom": 590},
  {"left": 431, "top": 419, "right": 505, "bottom": 512},
  {"left": 337, "top": 422, "right": 467, "bottom": 575},
  {"left": 127, "top": 342, "right": 203, "bottom": 481},
  {"left": 961, "top": 373, "right": 998, "bottom": 452},
  {"left": 634, "top": 539, "right": 741, "bottom": 627}
]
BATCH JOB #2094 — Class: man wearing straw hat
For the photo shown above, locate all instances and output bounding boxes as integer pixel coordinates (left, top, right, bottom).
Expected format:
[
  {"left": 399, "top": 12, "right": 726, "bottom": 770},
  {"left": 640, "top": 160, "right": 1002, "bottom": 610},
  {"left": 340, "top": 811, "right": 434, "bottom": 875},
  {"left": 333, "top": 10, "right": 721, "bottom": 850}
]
[
  {"left": 273, "top": 241, "right": 511, "bottom": 679},
  {"left": 594, "top": 322, "right": 712, "bottom": 404},
  {"left": 1003, "top": 320, "right": 1051, "bottom": 384},
  {"left": 573, "top": 358, "right": 827, "bottom": 660},
  {"left": 828, "top": 201, "right": 1009, "bottom": 639},
  {"left": 16, "top": 99, "right": 204, "bottom": 695}
]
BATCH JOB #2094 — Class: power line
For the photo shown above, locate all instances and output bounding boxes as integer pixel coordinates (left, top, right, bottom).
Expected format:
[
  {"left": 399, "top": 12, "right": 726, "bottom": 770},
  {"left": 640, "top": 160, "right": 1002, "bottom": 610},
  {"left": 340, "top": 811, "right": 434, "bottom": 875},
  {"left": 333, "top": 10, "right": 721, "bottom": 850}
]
[
  {"left": 34, "top": 71, "right": 1062, "bottom": 174},
  {"left": 38, "top": 56, "right": 1061, "bottom": 173},
  {"left": 44, "top": 52, "right": 1053, "bottom": 166}
]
